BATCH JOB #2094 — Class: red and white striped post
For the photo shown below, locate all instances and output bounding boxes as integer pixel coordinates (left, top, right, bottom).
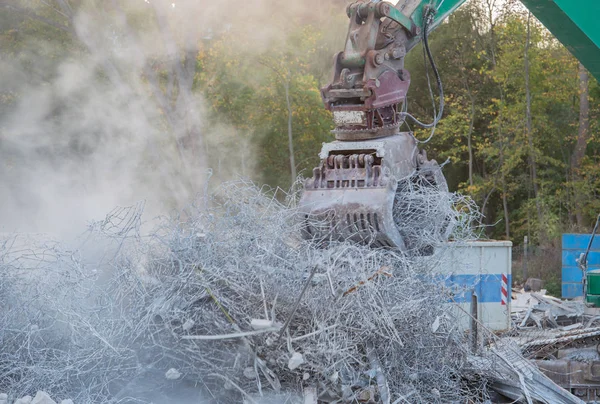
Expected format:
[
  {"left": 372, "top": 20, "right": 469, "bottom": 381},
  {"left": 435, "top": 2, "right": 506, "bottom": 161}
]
[{"left": 501, "top": 273, "right": 508, "bottom": 306}]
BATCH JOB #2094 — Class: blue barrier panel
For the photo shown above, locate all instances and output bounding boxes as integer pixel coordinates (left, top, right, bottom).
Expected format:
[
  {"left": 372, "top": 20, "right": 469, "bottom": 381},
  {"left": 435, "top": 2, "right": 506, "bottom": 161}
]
[
  {"left": 563, "top": 233, "right": 600, "bottom": 250},
  {"left": 562, "top": 233, "right": 600, "bottom": 298},
  {"left": 562, "top": 266, "right": 583, "bottom": 283},
  {"left": 562, "top": 283, "right": 584, "bottom": 298},
  {"left": 562, "top": 250, "right": 600, "bottom": 267},
  {"left": 445, "top": 274, "right": 511, "bottom": 303}
]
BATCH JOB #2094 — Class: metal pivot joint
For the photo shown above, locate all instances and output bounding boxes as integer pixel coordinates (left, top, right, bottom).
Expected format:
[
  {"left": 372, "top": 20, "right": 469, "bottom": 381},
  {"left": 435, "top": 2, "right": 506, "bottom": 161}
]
[{"left": 322, "top": 0, "right": 417, "bottom": 141}]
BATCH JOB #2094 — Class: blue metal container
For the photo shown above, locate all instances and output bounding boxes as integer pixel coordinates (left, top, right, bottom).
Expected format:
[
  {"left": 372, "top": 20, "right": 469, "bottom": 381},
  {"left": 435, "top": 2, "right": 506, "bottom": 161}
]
[{"left": 562, "top": 233, "right": 600, "bottom": 298}]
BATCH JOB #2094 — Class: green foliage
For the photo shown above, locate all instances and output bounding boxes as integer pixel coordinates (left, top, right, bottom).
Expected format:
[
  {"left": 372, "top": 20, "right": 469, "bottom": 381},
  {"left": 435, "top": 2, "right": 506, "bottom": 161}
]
[{"left": 197, "top": 23, "right": 335, "bottom": 189}]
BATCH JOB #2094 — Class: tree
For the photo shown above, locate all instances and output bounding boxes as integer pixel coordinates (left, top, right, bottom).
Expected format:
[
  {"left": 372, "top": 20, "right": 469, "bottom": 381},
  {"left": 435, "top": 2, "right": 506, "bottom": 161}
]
[
  {"left": 524, "top": 11, "right": 544, "bottom": 239},
  {"left": 571, "top": 63, "right": 591, "bottom": 228}
]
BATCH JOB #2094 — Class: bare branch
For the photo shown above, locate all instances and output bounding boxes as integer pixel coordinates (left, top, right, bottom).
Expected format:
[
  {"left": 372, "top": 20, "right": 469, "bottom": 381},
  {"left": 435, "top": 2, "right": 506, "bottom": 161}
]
[
  {"left": 39, "top": 0, "right": 70, "bottom": 20},
  {"left": 53, "top": 0, "right": 73, "bottom": 18},
  {"left": 0, "top": 2, "right": 71, "bottom": 33}
]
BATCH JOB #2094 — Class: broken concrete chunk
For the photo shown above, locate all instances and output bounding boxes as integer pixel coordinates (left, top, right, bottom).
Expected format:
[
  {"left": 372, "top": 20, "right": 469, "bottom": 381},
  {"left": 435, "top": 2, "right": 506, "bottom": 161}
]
[
  {"left": 524, "top": 278, "right": 543, "bottom": 292},
  {"left": 243, "top": 366, "right": 257, "bottom": 379},
  {"left": 0, "top": 393, "right": 7, "bottom": 404},
  {"left": 165, "top": 368, "right": 181, "bottom": 380},
  {"left": 250, "top": 319, "right": 275, "bottom": 330},
  {"left": 303, "top": 386, "right": 318, "bottom": 404},
  {"left": 15, "top": 396, "right": 33, "bottom": 404},
  {"left": 288, "top": 351, "right": 304, "bottom": 370},
  {"left": 265, "top": 335, "right": 275, "bottom": 346},
  {"left": 60, "top": 400, "right": 74, "bottom": 404},
  {"left": 356, "top": 388, "right": 375, "bottom": 401},
  {"left": 182, "top": 319, "right": 195, "bottom": 331},
  {"left": 31, "top": 392, "right": 57, "bottom": 404}
]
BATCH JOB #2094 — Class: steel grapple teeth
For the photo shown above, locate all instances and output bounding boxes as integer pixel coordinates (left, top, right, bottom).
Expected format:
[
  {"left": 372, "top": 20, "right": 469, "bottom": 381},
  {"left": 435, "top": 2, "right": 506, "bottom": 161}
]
[
  {"left": 299, "top": 133, "right": 447, "bottom": 251},
  {"left": 300, "top": 186, "right": 406, "bottom": 249}
]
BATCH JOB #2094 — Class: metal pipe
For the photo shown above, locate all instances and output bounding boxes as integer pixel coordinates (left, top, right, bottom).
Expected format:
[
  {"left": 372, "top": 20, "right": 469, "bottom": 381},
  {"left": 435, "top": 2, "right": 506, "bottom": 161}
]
[
  {"left": 470, "top": 291, "right": 478, "bottom": 353},
  {"left": 580, "top": 214, "right": 600, "bottom": 302}
]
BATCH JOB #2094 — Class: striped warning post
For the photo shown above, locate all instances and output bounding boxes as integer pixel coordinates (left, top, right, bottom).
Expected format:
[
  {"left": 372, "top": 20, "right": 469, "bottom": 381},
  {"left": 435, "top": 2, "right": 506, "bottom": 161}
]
[{"left": 501, "top": 273, "right": 508, "bottom": 306}]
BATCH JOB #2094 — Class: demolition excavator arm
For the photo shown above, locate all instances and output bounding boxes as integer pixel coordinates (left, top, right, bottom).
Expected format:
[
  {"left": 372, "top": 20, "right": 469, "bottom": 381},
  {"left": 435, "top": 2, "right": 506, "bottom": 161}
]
[{"left": 299, "top": 0, "right": 600, "bottom": 252}]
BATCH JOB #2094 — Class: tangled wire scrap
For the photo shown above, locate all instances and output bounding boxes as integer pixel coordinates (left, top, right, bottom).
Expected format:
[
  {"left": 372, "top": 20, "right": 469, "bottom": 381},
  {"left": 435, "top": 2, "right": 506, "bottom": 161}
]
[{"left": 0, "top": 178, "right": 496, "bottom": 403}]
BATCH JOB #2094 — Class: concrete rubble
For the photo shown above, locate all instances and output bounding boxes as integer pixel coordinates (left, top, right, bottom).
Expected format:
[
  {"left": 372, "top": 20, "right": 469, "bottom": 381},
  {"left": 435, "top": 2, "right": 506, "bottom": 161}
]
[
  {"left": 507, "top": 287, "right": 600, "bottom": 402},
  {"left": 468, "top": 343, "right": 584, "bottom": 404},
  {"left": 512, "top": 289, "right": 585, "bottom": 328}
]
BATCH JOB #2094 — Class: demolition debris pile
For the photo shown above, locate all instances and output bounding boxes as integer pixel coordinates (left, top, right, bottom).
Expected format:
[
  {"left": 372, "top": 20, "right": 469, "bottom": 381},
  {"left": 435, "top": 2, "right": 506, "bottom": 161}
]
[{"left": 0, "top": 179, "right": 506, "bottom": 403}]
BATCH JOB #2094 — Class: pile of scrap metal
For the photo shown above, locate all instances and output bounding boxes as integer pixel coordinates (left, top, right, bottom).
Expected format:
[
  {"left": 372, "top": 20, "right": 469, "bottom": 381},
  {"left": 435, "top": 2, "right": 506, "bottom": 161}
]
[{"left": 508, "top": 288, "right": 600, "bottom": 402}]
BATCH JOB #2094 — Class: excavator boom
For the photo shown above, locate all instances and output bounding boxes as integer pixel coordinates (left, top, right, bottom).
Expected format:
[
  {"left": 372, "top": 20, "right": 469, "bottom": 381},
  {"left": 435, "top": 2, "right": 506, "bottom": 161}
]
[{"left": 521, "top": 0, "right": 600, "bottom": 81}]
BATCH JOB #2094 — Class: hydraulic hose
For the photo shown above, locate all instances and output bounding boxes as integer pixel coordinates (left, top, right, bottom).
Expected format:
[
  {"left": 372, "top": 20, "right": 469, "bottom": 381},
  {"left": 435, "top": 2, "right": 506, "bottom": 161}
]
[{"left": 399, "top": 6, "right": 444, "bottom": 129}]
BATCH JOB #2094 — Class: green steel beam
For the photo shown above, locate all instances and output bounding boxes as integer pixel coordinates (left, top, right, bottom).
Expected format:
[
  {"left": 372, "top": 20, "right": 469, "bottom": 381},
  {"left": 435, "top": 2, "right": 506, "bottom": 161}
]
[
  {"left": 430, "top": 0, "right": 468, "bottom": 31},
  {"left": 387, "top": 6, "right": 417, "bottom": 35},
  {"left": 519, "top": 0, "right": 600, "bottom": 80},
  {"left": 399, "top": 0, "right": 467, "bottom": 32},
  {"left": 400, "top": 0, "right": 600, "bottom": 80},
  {"left": 402, "top": 0, "right": 467, "bottom": 50}
]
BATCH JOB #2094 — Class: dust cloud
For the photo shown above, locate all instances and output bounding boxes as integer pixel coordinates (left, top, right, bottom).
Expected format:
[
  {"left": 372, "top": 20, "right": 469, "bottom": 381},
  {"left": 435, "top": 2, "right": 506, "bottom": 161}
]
[{"left": 0, "top": 0, "right": 338, "bottom": 237}]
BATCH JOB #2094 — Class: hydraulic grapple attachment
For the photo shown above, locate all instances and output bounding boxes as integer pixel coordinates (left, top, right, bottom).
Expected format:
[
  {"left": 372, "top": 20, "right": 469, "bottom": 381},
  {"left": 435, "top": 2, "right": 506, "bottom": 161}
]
[
  {"left": 299, "top": 1, "right": 447, "bottom": 251},
  {"left": 299, "top": 133, "right": 447, "bottom": 250}
]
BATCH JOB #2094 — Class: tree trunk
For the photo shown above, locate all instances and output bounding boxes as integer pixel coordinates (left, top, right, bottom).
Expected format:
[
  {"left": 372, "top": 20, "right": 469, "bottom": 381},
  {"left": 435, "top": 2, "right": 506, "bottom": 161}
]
[
  {"left": 485, "top": 0, "right": 497, "bottom": 67},
  {"left": 152, "top": 2, "right": 201, "bottom": 169},
  {"left": 483, "top": 0, "right": 508, "bottom": 238},
  {"left": 571, "top": 62, "right": 590, "bottom": 227},
  {"left": 524, "top": 12, "right": 544, "bottom": 239},
  {"left": 468, "top": 96, "right": 475, "bottom": 187},
  {"left": 53, "top": 0, "right": 73, "bottom": 18},
  {"left": 498, "top": 106, "right": 510, "bottom": 240},
  {"left": 502, "top": 175, "right": 510, "bottom": 239},
  {"left": 457, "top": 38, "right": 475, "bottom": 188},
  {"left": 283, "top": 78, "right": 297, "bottom": 184}
]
